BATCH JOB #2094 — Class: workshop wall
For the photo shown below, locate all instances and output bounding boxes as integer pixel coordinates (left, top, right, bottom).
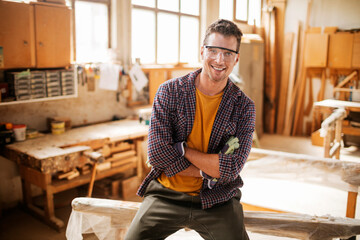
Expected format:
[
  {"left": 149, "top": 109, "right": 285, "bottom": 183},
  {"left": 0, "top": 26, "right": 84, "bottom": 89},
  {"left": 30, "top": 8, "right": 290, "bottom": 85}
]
[{"left": 0, "top": 78, "right": 132, "bottom": 132}]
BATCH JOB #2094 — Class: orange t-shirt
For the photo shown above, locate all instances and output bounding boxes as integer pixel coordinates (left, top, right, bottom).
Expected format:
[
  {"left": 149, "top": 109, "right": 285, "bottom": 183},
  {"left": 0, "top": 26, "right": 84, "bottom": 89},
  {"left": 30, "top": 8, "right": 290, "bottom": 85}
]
[{"left": 158, "top": 88, "right": 223, "bottom": 195}]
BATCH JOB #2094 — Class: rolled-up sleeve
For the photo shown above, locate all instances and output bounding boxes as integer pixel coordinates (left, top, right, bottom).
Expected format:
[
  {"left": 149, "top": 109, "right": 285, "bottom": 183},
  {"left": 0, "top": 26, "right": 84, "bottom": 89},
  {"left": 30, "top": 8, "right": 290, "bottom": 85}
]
[
  {"left": 147, "top": 83, "right": 191, "bottom": 177},
  {"left": 217, "top": 100, "right": 255, "bottom": 185}
]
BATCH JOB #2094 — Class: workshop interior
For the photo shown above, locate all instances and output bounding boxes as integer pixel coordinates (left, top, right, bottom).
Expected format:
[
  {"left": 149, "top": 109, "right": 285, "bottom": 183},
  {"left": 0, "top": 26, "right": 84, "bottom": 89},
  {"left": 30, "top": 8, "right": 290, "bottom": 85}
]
[{"left": 0, "top": 0, "right": 360, "bottom": 239}]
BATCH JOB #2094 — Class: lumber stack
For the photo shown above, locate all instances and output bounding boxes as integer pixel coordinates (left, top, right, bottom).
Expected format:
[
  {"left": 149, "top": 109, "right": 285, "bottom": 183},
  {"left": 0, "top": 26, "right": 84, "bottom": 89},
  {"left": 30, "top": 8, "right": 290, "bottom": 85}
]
[{"left": 265, "top": 0, "right": 360, "bottom": 136}]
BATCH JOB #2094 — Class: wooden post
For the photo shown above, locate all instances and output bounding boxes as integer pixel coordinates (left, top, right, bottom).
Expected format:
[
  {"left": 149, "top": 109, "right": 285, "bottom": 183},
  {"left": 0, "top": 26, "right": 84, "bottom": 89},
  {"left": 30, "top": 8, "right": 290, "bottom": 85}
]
[
  {"left": 276, "top": 32, "right": 294, "bottom": 134},
  {"left": 334, "top": 118, "right": 343, "bottom": 159},
  {"left": 346, "top": 191, "right": 358, "bottom": 218},
  {"left": 136, "top": 138, "right": 143, "bottom": 180},
  {"left": 323, "top": 126, "right": 332, "bottom": 158}
]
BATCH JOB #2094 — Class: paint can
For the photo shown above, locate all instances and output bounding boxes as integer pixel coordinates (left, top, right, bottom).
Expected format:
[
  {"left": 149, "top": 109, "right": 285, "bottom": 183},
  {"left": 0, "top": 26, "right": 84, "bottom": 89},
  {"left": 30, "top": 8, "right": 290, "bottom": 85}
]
[
  {"left": 51, "top": 121, "right": 65, "bottom": 135},
  {"left": 13, "top": 124, "right": 26, "bottom": 141}
]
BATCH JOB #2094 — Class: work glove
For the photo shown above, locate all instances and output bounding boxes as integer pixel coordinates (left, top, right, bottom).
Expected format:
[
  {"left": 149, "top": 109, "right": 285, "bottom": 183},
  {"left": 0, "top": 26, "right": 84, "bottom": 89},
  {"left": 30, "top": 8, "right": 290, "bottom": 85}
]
[
  {"left": 220, "top": 136, "right": 240, "bottom": 155},
  {"left": 201, "top": 136, "right": 240, "bottom": 189},
  {"left": 173, "top": 141, "right": 187, "bottom": 157}
]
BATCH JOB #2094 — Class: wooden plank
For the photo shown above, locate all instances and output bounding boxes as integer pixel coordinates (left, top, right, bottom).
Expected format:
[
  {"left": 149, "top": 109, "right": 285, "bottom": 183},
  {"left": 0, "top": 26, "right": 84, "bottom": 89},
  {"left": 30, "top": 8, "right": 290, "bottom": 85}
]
[
  {"left": 248, "top": 148, "right": 360, "bottom": 186},
  {"left": 276, "top": 32, "right": 294, "bottom": 134},
  {"left": 136, "top": 139, "right": 143, "bottom": 179},
  {"left": 342, "top": 126, "right": 360, "bottom": 136},
  {"left": 317, "top": 69, "right": 326, "bottom": 101},
  {"left": 346, "top": 191, "right": 358, "bottom": 218},
  {"left": 304, "top": 72, "right": 313, "bottom": 116},
  {"left": 264, "top": 7, "right": 277, "bottom": 133},
  {"left": 106, "top": 150, "right": 136, "bottom": 162},
  {"left": 334, "top": 88, "right": 360, "bottom": 93},
  {"left": 70, "top": 197, "right": 360, "bottom": 240},
  {"left": 111, "top": 156, "right": 137, "bottom": 168},
  {"left": 121, "top": 176, "right": 140, "bottom": 200},
  {"left": 334, "top": 70, "right": 357, "bottom": 89},
  {"left": 292, "top": 68, "right": 307, "bottom": 135},
  {"left": 110, "top": 141, "right": 132, "bottom": 154},
  {"left": 352, "top": 33, "right": 360, "bottom": 68},
  {"left": 291, "top": 0, "right": 313, "bottom": 135},
  {"left": 244, "top": 211, "right": 360, "bottom": 240},
  {"left": 283, "top": 22, "right": 301, "bottom": 136},
  {"left": 272, "top": 1, "right": 286, "bottom": 133},
  {"left": 328, "top": 33, "right": 354, "bottom": 68},
  {"left": 51, "top": 161, "right": 137, "bottom": 194},
  {"left": 242, "top": 202, "right": 285, "bottom": 213},
  {"left": 304, "top": 33, "right": 329, "bottom": 67}
]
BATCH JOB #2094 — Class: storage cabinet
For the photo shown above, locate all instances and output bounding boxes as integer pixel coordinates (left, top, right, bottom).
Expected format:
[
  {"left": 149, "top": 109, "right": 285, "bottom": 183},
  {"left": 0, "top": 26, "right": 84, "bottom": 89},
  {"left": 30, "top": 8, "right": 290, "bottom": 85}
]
[
  {"left": 328, "top": 33, "right": 354, "bottom": 69},
  {"left": 34, "top": 4, "right": 71, "bottom": 68},
  {"left": 0, "top": 1, "right": 36, "bottom": 68},
  {"left": 0, "top": 1, "right": 71, "bottom": 69}
]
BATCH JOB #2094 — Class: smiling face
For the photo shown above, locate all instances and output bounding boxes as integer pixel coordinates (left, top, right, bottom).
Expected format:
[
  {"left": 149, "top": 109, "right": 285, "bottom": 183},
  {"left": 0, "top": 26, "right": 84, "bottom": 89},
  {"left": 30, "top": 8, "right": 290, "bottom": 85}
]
[{"left": 200, "top": 32, "right": 239, "bottom": 84}]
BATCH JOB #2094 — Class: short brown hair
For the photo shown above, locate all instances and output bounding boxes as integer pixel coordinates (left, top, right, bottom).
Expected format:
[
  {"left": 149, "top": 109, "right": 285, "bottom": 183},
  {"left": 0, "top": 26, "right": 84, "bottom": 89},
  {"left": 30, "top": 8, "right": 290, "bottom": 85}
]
[{"left": 202, "top": 19, "right": 243, "bottom": 52}]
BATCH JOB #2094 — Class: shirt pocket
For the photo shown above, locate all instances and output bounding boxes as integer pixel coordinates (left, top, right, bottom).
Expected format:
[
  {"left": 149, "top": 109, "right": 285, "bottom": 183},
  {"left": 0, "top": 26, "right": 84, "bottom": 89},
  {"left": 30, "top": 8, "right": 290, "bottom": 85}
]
[{"left": 225, "top": 122, "right": 237, "bottom": 136}]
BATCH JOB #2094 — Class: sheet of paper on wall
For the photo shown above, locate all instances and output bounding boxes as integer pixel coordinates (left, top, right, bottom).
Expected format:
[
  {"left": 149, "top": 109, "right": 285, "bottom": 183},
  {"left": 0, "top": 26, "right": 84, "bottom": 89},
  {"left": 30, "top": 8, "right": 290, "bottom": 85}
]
[
  {"left": 129, "top": 63, "right": 148, "bottom": 92},
  {"left": 99, "top": 63, "right": 122, "bottom": 91}
]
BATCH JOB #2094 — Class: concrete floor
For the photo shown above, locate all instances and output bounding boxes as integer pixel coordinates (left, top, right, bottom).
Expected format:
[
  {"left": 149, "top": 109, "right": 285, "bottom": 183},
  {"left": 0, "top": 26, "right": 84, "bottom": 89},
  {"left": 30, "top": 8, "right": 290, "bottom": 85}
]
[{"left": 1, "top": 134, "right": 359, "bottom": 240}]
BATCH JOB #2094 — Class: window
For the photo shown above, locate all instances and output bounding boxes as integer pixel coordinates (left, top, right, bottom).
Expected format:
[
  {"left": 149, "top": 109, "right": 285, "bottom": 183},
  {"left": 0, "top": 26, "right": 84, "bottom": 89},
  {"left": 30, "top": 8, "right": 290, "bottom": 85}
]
[
  {"left": 219, "top": 0, "right": 262, "bottom": 26},
  {"left": 74, "top": 0, "right": 111, "bottom": 63},
  {"left": 131, "top": 0, "right": 200, "bottom": 65}
]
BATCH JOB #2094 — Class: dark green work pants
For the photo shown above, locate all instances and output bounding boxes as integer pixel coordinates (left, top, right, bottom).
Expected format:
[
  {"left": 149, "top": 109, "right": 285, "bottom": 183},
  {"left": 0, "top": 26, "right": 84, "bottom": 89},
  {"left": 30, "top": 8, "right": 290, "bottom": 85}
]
[{"left": 125, "top": 180, "right": 249, "bottom": 240}]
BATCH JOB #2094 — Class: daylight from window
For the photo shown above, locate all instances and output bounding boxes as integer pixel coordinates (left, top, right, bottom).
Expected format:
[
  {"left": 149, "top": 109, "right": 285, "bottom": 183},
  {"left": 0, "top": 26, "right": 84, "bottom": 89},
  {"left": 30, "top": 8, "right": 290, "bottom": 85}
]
[
  {"left": 131, "top": 0, "right": 200, "bottom": 65},
  {"left": 75, "top": 1, "right": 109, "bottom": 63}
]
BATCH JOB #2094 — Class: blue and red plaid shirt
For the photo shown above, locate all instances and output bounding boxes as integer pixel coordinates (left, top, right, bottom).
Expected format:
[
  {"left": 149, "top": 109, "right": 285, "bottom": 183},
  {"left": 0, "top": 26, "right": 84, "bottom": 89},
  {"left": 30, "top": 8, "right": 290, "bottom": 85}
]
[{"left": 137, "top": 68, "right": 255, "bottom": 209}]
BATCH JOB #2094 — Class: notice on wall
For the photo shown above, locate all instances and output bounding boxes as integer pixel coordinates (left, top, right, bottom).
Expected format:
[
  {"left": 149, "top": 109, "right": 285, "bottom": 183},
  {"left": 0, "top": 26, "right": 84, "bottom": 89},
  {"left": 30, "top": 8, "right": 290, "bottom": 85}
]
[
  {"left": 99, "top": 63, "right": 122, "bottom": 91},
  {"left": 129, "top": 63, "right": 148, "bottom": 92},
  {"left": 0, "top": 47, "right": 4, "bottom": 68}
]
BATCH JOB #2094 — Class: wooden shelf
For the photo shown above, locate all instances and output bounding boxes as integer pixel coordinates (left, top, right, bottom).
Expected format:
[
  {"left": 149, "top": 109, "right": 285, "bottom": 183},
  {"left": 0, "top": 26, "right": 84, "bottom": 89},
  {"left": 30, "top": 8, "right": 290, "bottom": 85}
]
[
  {"left": 0, "top": 93, "right": 77, "bottom": 106},
  {"left": 51, "top": 161, "right": 137, "bottom": 194}
]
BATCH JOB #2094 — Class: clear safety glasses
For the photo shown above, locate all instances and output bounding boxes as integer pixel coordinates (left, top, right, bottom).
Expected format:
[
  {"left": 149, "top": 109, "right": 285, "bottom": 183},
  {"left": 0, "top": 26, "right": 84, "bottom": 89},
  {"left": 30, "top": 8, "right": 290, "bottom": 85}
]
[{"left": 204, "top": 45, "right": 238, "bottom": 62}]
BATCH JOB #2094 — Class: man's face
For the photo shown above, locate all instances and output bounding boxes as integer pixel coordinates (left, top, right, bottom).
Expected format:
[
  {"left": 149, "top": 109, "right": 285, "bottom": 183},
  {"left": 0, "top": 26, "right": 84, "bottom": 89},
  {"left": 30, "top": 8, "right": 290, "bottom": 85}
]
[{"left": 201, "top": 32, "right": 239, "bottom": 83}]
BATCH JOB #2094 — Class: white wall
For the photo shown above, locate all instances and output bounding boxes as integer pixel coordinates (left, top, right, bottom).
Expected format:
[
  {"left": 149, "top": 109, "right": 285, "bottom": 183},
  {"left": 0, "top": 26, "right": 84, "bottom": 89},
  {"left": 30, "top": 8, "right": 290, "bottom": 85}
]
[
  {"left": 310, "top": 0, "right": 360, "bottom": 30},
  {"left": 285, "top": 0, "right": 360, "bottom": 34}
]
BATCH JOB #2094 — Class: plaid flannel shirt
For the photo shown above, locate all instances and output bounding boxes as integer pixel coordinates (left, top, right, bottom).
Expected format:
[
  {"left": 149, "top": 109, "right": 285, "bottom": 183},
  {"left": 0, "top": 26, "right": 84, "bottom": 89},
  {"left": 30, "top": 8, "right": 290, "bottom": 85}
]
[{"left": 137, "top": 68, "right": 255, "bottom": 209}]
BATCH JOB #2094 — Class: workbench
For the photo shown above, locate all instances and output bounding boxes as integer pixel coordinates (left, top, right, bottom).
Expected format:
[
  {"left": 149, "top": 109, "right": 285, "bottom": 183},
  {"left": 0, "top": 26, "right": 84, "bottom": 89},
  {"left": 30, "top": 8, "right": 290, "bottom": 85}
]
[
  {"left": 311, "top": 99, "right": 360, "bottom": 220},
  {"left": 3, "top": 120, "right": 148, "bottom": 230},
  {"left": 312, "top": 99, "right": 360, "bottom": 136}
]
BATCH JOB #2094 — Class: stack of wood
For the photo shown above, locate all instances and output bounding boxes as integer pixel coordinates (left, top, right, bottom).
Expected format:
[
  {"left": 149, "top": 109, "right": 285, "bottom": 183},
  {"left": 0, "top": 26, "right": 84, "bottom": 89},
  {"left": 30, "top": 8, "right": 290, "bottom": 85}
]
[
  {"left": 55, "top": 169, "right": 80, "bottom": 180},
  {"left": 99, "top": 141, "right": 138, "bottom": 171},
  {"left": 53, "top": 140, "right": 138, "bottom": 182},
  {"left": 264, "top": 0, "right": 360, "bottom": 136}
]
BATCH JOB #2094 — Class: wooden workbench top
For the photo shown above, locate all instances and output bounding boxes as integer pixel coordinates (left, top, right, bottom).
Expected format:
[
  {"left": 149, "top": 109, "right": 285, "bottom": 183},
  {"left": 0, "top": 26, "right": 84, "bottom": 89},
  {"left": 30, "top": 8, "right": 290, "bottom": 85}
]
[
  {"left": 314, "top": 99, "right": 360, "bottom": 109},
  {"left": 6, "top": 119, "right": 149, "bottom": 160}
]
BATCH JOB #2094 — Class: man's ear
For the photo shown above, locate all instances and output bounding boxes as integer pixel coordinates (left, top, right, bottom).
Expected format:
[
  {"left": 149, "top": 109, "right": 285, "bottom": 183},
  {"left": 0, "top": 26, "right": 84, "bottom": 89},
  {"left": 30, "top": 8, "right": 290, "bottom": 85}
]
[
  {"left": 235, "top": 53, "right": 240, "bottom": 63},
  {"left": 200, "top": 46, "right": 204, "bottom": 60}
]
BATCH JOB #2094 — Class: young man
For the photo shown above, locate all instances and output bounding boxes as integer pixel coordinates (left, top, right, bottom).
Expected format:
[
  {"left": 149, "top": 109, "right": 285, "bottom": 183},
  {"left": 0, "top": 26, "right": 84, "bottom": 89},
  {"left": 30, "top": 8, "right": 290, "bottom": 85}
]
[{"left": 125, "top": 19, "right": 255, "bottom": 240}]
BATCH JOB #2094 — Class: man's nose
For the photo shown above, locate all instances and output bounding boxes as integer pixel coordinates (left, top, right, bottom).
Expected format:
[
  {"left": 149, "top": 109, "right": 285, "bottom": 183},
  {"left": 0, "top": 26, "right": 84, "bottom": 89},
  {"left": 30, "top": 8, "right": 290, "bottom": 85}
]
[{"left": 214, "top": 52, "right": 225, "bottom": 62}]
